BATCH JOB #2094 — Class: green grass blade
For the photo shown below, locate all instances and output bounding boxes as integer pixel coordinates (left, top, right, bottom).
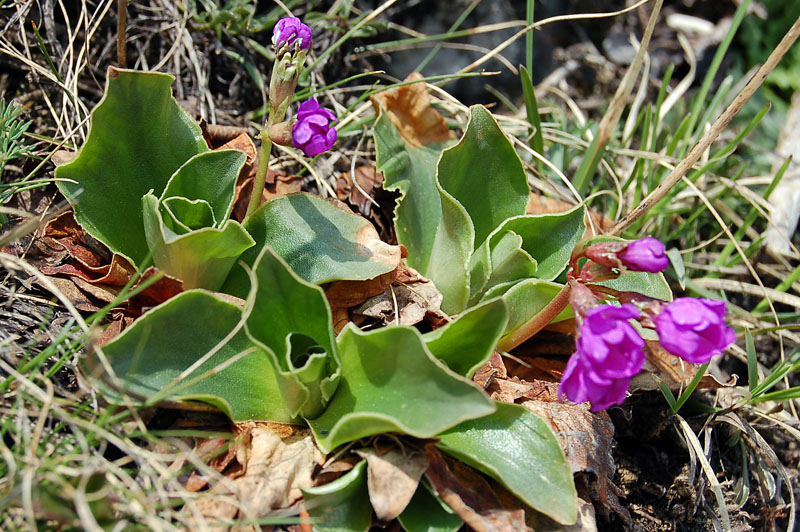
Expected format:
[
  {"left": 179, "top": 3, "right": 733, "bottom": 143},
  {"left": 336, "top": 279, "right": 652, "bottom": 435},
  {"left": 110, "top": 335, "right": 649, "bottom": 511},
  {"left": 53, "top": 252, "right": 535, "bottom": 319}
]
[
  {"left": 745, "top": 328, "right": 758, "bottom": 392},
  {"left": 520, "top": 65, "right": 544, "bottom": 155}
]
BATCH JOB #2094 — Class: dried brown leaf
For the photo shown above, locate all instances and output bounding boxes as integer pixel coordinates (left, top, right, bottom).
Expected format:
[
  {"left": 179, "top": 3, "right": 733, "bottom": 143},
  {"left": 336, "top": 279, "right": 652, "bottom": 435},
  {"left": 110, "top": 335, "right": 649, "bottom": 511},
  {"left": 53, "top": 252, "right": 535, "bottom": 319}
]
[
  {"left": 424, "top": 445, "right": 529, "bottom": 532},
  {"left": 354, "top": 265, "right": 443, "bottom": 326},
  {"left": 355, "top": 447, "right": 429, "bottom": 521},
  {"left": 370, "top": 72, "right": 455, "bottom": 147}
]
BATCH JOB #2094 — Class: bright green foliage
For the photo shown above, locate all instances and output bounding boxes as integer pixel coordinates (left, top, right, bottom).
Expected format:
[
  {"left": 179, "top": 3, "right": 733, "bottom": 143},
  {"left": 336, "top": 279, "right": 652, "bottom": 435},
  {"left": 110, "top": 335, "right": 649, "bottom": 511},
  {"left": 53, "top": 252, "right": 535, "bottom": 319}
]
[
  {"left": 56, "top": 69, "right": 208, "bottom": 265},
  {"left": 437, "top": 402, "right": 578, "bottom": 525},
  {"left": 301, "top": 460, "right": 372, "bottom": 532},
  {"left": 56, "top": 69, "right": 399, "bottom": 292},
  {"left": 308, "top": 324, "right": 497, "bottom": 453},
  {"left": 91, "top": 290, "right": 293, "bottom": 423},
  {"left": 222, "top": 193, "right": 401, "bottom": 297},
  {"left": 244, "top": 247, "right": 340, "bottom": 419},
  {"left": 398, "top": 482, "right": 463, "bottom": 532},
  {"left": 373, "top": 110, "right": 453, "bottom": 274},
  {"left": 375, "top": 103, "right": 587, "bottom": 321}
]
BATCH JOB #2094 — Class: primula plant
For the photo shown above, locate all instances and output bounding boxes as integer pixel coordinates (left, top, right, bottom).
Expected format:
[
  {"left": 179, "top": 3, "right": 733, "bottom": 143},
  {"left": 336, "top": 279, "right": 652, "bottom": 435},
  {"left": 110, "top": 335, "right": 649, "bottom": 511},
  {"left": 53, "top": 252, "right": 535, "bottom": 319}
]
[{"left": 49, "top": 14, "right": 741, "bottom": 531}]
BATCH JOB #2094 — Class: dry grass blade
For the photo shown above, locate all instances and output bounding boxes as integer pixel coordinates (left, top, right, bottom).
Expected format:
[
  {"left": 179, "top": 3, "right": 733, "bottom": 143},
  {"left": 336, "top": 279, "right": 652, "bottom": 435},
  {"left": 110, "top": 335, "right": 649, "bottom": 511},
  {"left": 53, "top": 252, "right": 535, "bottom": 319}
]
[{"left": 610, "top": 13, "right": 800, "bottom": 236}]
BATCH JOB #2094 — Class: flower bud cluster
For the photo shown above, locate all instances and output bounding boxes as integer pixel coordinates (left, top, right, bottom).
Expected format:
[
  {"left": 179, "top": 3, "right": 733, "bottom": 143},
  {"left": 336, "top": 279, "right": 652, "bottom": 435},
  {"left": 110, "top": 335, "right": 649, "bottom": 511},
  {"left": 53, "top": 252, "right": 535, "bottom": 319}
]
[{"left": 559, "top": 237, "right": 736, "bottom": 411}]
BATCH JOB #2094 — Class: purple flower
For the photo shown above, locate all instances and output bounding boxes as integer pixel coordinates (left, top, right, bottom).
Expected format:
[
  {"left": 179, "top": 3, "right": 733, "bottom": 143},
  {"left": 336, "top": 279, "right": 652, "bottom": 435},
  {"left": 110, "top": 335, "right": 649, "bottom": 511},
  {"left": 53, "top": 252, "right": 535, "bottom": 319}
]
[
  {"left": 559, "top": 354, "right": 631, "bottom": 411},
  {"left": 558, "top": 304, "right": 646, "bottom": 411},
  {"left": 292, "top": 99, "right": 337, "bottom": 157},
  {"left": 655, "top": 298, "right": 736, "bottom": 364},
  {"left": 618, "top": 237, "right": 668, "bottom": 273},
  {"left": 272, "top": 17, "right": 312, "bottom": 51},
  {"left": 578, "top": 304, "right": 646, "bottom": 379}
]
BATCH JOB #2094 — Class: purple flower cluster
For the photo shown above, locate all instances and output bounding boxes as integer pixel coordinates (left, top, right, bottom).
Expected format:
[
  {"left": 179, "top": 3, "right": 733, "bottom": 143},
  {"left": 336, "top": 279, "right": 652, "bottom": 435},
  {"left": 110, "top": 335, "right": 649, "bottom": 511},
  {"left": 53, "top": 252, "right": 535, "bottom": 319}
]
[
  {"left": 272, "top": 17, "right": 312, "bottom": 51},
  {"left": 655, "top": 298, "right": 736, "bottom": 364},
  {"left": 292, "top": 99, "right": 337, "bottom": 157},
  {"left": 618, "top": 237, "right": 669, "bottom": 273},
  {"left": 559, "top": 304, "right": 644, "bottom": 411}
]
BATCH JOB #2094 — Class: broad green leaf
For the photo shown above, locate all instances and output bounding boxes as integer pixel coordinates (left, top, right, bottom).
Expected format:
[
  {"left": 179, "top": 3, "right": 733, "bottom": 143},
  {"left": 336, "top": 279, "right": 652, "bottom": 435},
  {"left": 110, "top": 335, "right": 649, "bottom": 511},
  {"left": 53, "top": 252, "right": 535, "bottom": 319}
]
[
  {"left": 142, "top": 194, "right": 255, "bottom": 290},
  {"left": 160, "top": 149, "right": 245, "bottom": 224},
  {"left": 55, "top": 68, "right": 207, "bottom": 265},
  {"left": 373, "top": 109, "right": 451, "bottom": 274},
  {"left": 90, "top": 290, "right": 293, "bottom": 423},
  {"left": 481, "top": 230, "right": 537, "bottom": 297},
  {"left": 222, "top": 193, "right": 401, "bottom": 297},
  {"left": 486, "top": 279, "right": 573, "bottom": 343},
  {"left": 161, "top": 197, "right": 215, "bottom": 232},
  {"left": 398, "top": 482, "right": 462, "bottom": 532},
  {"left": 598, "top": 270, "right": 672, "bottom": 302},
  {"left": 424, "top": 298, "right": 508, "bottom": 377},
  {"left": 301, "top": 460, "right": 371, "bottom": 532},
  {"left": 489, "top": 205, "right": 586, "bottom": 281},
  {"left": 425, "top": 186, "right": 474, "bottom": 314},
  {"left": 308, "top": 325, "right": 496, "bottom": 453},
  {"left": 437, "top": 402, "right": 577, "bottom": 525},
  {"left": 244, "top": 247, "right": 339, "bottom": 419},
  {"left": 437, "top": 105, "right": 529, "bottom": 247}
]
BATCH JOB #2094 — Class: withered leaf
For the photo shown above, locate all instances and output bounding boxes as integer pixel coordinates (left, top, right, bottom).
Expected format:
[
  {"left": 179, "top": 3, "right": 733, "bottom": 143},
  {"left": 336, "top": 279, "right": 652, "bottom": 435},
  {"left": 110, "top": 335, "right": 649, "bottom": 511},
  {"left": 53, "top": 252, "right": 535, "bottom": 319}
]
[
  {"left": 356, "top": 447, "right": 429, "bottom": 522},
  {"left": 424, "top": 445, "right": 529, "bottom": 532},
  {"left": 371, "top": 72, "right": 455, "bottom": 147}
]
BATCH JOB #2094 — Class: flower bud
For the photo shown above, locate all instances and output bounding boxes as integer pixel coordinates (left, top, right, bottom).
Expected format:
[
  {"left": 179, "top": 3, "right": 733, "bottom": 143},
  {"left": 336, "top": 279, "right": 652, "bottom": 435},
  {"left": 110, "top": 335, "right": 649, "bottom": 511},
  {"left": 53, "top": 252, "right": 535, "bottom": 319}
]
[
  {"left": 292, "top": 99, "right": 337, "bottom": 157},
  {"left": 584, "top": 237, "right": 668, "bottom": 273},
  {"left": 272, "top": 17, "right": 312, "bottom": 52},
  {"left": 654, "top": 298, "right": 736, "bottom": 363}
]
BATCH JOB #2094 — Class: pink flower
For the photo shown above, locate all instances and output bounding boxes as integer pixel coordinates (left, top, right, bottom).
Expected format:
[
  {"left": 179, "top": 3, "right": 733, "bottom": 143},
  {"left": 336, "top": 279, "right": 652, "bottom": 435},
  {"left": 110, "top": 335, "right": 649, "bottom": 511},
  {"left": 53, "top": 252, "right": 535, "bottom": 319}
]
[
  {"left": 559, "top": 354, "right": 631, "bottom": 411},
  {"left": 292, "top": 99, "right": 337, "bottom": 157},
  {"left": 559, "top": 304, "right": 646, "bottom": 410},
  {"left": 617, "top": 237, "right": 669, "bottom": 273},
  {"left": 655, "top": 298, "right": 736, "bottom": 363},
  {"left": 272, "top": 17, "right": 312, "bottom": 51}
]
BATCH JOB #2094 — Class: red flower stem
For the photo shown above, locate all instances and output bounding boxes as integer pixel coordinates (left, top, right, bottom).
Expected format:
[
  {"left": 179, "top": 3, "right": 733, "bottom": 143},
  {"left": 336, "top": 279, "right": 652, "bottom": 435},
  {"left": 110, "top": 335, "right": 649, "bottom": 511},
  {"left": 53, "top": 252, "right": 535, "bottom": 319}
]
[
  {"left": 586, "top": 284, "right": 621, "bottom": 298},
  {"left": 497, "top": 282, "right": 572, "bottom": 352}
]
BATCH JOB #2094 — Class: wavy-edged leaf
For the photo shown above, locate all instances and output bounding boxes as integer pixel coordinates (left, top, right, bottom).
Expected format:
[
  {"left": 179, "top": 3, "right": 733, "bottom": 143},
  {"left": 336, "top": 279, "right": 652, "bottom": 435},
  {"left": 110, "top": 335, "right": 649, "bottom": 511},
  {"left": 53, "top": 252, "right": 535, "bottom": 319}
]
[
  {"left": 88, "top": 290, "right": 292, "bottom": 423},
  {"left": 142, "top": 194, "right": 254, "bottom": 290},
  {"left": 489, "top": 205, "right": 586, "bottom": 282},
  {"left": 398, "top": 482, "right": 463, "bottom": 532},
  {"left": 222, "top": 193, "right": 401, "bottom": 297},
  {"left": 160, "top": 149, "right": 245, "bottom": 224},
  {"left": 437, "top": 105, "right": 529, "bottom": 247},
  {"left": 308, "top": 325, "right": 496, "bottom": 453},
  {"left": 55, "top": 68, "right": 207, "bottom": 265},
  {"left": 373, "top": 108, "right": 451, "bottom": 274},
  {"left": 484, "top": 279, "right": 573, "bottom": 342},
  {"left": 437, "top": 402, "right": 577, "bottom": 525},
  {"left": 301, "top": 460, "right": 371, "bottom": 532},
  {"left": 426, "top": 186, "right": 474, "bottom": 314},
  {"left": 424, "top": 298, "right": 508, "bottom": 377},
  {"left": 244, "top": 247, "right": 339, "bottom": 420}
]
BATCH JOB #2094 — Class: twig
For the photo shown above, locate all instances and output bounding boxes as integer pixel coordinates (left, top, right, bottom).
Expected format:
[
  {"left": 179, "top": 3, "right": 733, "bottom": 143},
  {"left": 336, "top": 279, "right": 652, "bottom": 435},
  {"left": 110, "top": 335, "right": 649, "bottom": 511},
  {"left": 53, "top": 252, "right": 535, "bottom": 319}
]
[
  {"left": 609, "top": 13, "right": 800, "bottom": 236},
  {"left": 117, "top": 0, "right": 127, "bottom": 68}
]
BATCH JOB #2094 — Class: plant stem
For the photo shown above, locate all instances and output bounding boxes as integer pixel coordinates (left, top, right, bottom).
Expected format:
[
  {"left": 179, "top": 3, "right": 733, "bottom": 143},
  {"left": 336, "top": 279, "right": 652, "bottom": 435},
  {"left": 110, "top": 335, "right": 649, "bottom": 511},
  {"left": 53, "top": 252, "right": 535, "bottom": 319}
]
[
  {"left": 497, "top": 282, "right": 572, "bottom": 352},
  {"left": 245, "top": 126, "right": 274, "bottom": 219},
  {"left": 117, "top": 0, "right": 127, "bottom": 68}
]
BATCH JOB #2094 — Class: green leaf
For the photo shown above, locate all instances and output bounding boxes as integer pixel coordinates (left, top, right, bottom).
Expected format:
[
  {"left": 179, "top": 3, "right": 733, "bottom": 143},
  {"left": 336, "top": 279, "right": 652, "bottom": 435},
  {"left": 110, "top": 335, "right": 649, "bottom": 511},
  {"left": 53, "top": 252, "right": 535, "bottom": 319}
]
[
  {"left": 398, "top": 482, "right": 462, "bottom": 532},
  {"left": 55, "top": 68, "right": 207, "bottom": 265},
  {"left": 374, "top": 109, "right": 451, "bottom": 273},
  {"left": 437, "top": 402, "right": 577, "bottom": 525},
  {"left": 437, "top": 105, "right": 529, "bottom": 247},
  {"left": 142, "top": 194, "right": 255, "bottom": 290},
  {"left": 425, "top": 186, "right": 474, "bottom": 314},
  {"left": 486, "top": 279, "right": 573, "bottom": 342},
  {"left": 160, "top": 149, "right": 245, "bottom": 224},
  {"left": 222, "top": 193, "right": 401, "bottom": 297},
  {"left": 308, "top": 325, "right": 496, "bottom": 453},
  {"left": 490, "top": 205, "right": 586, "bottom": 281},
  {"left": 89, "top": 290, "right": 293, "bottom": 423},
  {"left": 161, "top": 197, "right": 216, "bottom": 232},
  {"left": 520, "top": 65, "right": 544, "bottom": 155},
  {"left": 244, "top": 247, "right": 340, "bottom": 419},
  {"left": 424, "top": 298, "right": 508, "bottom": 377},
  {"left": 301, "top": 460, "right": 371, "bottom": 532},
  {"left": 478, "top": 230, "right": 538, "bottom": 299}
]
